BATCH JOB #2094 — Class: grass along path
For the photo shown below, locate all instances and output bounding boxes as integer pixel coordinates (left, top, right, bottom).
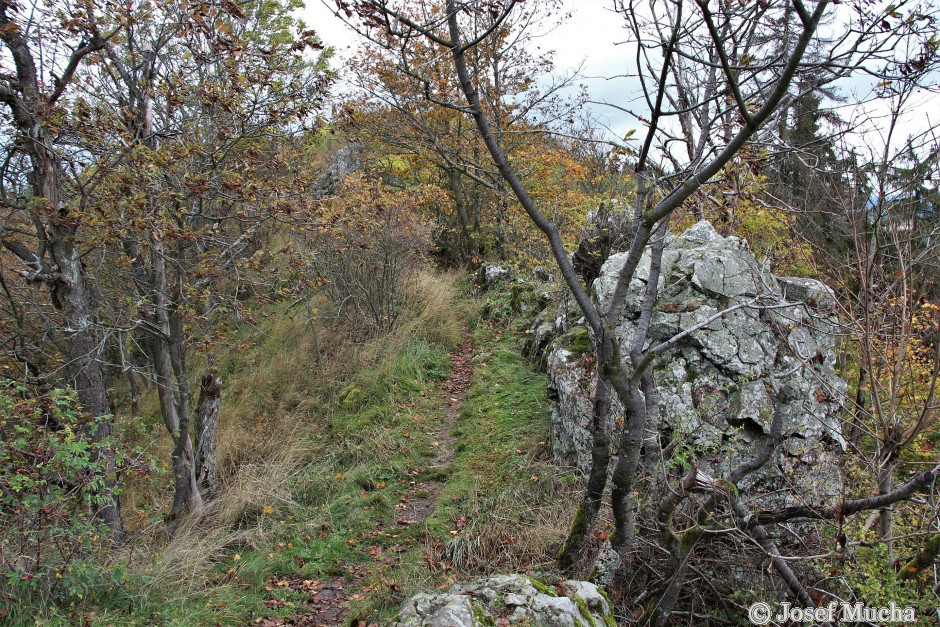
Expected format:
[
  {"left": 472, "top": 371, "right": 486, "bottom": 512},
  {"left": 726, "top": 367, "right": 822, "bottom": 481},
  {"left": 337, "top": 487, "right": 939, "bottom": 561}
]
[
  {"left": 389, "top": 336, "right": 473, "bottom": 530},
  {"left": 256, "top": 337, "right": 474, "bottom": 626}
]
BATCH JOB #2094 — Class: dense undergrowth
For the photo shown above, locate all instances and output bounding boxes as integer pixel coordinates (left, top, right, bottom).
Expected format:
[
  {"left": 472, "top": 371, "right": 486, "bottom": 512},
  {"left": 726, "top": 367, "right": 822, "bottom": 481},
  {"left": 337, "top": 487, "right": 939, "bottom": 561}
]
[{"left": 2, "top": 269, "right": 581, "bottom": 625}]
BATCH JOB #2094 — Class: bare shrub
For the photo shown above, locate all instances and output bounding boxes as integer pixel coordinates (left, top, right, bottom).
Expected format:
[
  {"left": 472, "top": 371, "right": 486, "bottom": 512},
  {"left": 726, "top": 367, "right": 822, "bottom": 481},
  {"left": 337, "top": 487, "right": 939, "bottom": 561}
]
[{"left": 308, "top": 176, "right": 434, "bottom": 340}]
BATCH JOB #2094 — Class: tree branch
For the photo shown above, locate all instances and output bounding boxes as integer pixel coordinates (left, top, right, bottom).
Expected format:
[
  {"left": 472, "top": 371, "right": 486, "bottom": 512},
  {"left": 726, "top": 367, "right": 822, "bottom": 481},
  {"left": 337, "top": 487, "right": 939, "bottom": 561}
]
[{"left": 750, "top": 467, "right": 939, "bottom": 527}]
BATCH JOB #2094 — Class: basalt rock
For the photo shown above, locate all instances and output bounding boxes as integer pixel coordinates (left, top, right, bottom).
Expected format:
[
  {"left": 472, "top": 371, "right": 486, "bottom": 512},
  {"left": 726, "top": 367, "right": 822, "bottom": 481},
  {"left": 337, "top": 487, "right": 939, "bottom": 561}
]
[
  {"left": 543, "top": 220, "right": 847, "bottom": 508},
  {"left": 313, "top": 143, "right": 361, "bottom": 198},
  {"left": 572, "top": 203, "right": 631, "bottom": 287},
  {"left": 476, "top": 263, "right": 512, "bottom": 289}
]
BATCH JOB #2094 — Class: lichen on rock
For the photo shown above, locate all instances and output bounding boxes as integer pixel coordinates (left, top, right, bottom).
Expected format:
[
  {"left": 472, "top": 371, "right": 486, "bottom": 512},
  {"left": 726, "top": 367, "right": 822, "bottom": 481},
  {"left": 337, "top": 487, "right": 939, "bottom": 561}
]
[
  {"left": 540, "top": 220, "right": 847, "bottom": 510},
  {"left": 393, "top": 574, "right": 615, "bottom": 626}
]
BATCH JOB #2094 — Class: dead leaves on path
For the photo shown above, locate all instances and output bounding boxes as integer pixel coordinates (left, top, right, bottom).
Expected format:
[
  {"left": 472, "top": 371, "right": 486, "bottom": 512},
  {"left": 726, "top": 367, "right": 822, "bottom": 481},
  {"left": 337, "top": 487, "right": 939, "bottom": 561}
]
[
  {"left": 254, "top": 576, "right": 360, "bottom": 627},
  {"left": 445, "top": 339, "right": 474, "bottom": 395}
]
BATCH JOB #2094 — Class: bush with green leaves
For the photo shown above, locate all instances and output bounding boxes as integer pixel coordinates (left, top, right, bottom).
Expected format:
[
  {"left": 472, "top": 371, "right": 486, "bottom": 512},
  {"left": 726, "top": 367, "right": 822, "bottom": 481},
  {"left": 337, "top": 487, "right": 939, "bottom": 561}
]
[{"left": 0, "top": 383, "right": 148, "bottom": 614}]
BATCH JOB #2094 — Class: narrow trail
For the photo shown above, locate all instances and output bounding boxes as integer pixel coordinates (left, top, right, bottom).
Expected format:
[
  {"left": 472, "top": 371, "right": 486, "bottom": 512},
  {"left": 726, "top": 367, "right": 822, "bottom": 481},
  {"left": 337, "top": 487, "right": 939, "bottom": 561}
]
[
  {"left": 257, "top": 337, "right": 474, "bottom": 627},
  {"left": 388, "top": 337, "right": 472, "bottom": 530}
]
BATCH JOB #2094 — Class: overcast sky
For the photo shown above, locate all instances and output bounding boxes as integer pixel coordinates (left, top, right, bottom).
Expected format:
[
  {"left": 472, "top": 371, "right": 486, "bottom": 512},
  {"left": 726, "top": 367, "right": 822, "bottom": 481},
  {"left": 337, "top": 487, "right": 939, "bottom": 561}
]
[
  {"left": 299, "top": 1, "right": 937, "bottom": 158},
  {"left": 299, "top": 0, "right": 643, "bottom": 137}
]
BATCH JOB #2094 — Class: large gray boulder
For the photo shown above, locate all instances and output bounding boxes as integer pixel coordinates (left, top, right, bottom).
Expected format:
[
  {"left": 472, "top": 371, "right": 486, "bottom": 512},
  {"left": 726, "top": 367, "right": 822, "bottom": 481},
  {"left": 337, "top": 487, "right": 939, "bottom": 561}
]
[
  {"left": 545, "top": 221, "right": 847, "bottom": 507},
  {"left": 393, "top": 574, "right": 615, "bottom": 626}
]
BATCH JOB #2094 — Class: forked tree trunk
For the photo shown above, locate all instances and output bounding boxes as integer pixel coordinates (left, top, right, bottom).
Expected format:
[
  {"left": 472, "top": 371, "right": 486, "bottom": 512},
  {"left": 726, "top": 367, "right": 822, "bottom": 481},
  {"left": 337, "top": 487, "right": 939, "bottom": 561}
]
[
  {"left": 556, "top": 371, "right": 613, "bottom": 571},
  {"left": 148, "top": 245, "right": 203, "bottom": 529},
  {"left": 435, "top": 0, "right": 829, "bottom": 582}
]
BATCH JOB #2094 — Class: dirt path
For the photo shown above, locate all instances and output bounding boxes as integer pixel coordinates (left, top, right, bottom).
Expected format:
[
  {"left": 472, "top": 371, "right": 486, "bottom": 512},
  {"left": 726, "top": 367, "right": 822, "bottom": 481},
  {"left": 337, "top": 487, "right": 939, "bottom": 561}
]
[
  {"left": 389, "top": 337, "right": 472, "bottom": 530},
  {"left": 257, "top": 338, "right": 474, "bottom": 627}
]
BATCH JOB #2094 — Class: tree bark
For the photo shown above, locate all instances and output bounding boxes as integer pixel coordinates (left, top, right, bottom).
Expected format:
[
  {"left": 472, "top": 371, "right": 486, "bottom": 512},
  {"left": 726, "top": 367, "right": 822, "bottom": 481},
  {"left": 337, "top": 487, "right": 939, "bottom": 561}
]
[
  {"left": 846, "top": 360, "right": 868, "bottom": 449},
  {"left": 50, "top": 222, "right": 125, "bottom": 540},
  {"left": 877, "top": 453, "right": 897, "bottom": 564},
  {"left": 732, "top": 498, "right": 817, "bottom": 608},
  {"left": 648, "top": 468, "right": 710, "bottom": 626},
  {"left": 195, "top": 372, "right": 223, "bottom": 499},
  {"left": 556, "top": 370, "right": 613, "bottom": 571},
  {"left": 149, "top": 243, "right": 203, "bottom": 529},
  {"left": 898, "top": 534, "right": 940, "bottom": 581}
]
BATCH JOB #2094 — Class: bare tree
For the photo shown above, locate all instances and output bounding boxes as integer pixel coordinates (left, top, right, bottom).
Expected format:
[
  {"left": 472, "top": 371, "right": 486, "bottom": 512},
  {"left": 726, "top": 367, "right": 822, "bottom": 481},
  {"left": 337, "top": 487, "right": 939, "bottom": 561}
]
[
  {"left": 337, "top": 0, "right": 940, "bottom": 611},
  {"left": 796, "top": 84, "right": 940, "bottom": 565},
  {"left": 86, "top": 0, "right": 331, "bottom": 527}
]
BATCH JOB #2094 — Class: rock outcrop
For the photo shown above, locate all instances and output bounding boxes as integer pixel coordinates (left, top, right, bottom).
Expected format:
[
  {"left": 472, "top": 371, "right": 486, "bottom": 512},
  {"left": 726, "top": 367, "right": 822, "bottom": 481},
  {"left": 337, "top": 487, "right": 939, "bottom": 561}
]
[
  {"left": 393, "top": 574, "right": 615, "bottom": 626},
  {"left": 476, "top": 263, "right": 512, "bottom": 289},
  {"left": 543, "top": 221, "right": 847, "bottom": 507},
  {"left": 313, "top": 143, "right": 362, "bottom": 198},
  {"left": 572, "top": 203, "right": 631, "bottom": 287}
]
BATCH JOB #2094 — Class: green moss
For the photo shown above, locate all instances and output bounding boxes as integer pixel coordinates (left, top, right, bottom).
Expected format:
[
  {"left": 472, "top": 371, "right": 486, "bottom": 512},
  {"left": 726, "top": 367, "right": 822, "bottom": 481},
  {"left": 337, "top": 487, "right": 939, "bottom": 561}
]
[
  {"left": 602, "top": 607, "right": 617, "bottom": 627},
  {"left": 679, "top": 526, "right": 705, "bottom": 551},
  {"left": 528, "top": 576, "right": 557, "bottom": 597},
  {"left": 556, "top": 505, "right": 589, "bottom": 570},
  {"left": 638, "top": 606, "right": 658, "bottom": 626},
  {"left": 338, "top": 384, "right": 364, "bottom": 409},
  {"left": 714, "top": 478, "right": 738, "bottom": 498},
  {"left": 561, "top": 327, "right": 593, "bottom": 356},
  {"left": 573, "top": 595, "right": 597, "bottom": 627},
  {"left": 596, "top": 586, "right": 614, "bottom": 610},
  {"left": 510, "top": 283, "right": 531, "bottom": 312},
  {"left": 899, "top": 533, "right": 940, "bottom": 580},
  {"left": 471, "top": 600, "right": 496, "bottom": 625}
]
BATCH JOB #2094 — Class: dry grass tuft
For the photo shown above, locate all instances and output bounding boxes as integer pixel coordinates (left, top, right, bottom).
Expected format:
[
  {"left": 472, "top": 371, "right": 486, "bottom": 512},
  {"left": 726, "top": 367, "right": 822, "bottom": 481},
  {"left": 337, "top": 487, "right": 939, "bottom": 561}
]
[
  {"left": 216, "top": 442, "right": 307, "bottom": 528},
  {"left": 433, "top": 471, "right": 580, "bottom": 576}
]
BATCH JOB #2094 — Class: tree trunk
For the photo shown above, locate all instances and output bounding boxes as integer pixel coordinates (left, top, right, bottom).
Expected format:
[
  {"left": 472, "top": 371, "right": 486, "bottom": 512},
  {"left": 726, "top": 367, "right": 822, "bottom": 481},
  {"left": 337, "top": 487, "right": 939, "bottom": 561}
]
[
  {"left": 846, "top": 360, "right": 868, "bottom": 449},
  {"left": 0, "top": 2, "right": 123, "bottom": 539},
  {"left": 556, "top": 369, "right": 613, "bottom": 571},
  {"left": 878, "top": 454, "right": 896, "bottom": 564},
  {"left": 195, "top": 372, "right": 223, "bottom": 499},
  {"left": 610, "top": 381, "right": 649, "bottom": 554},
  {"left": 150, "top": 331, "right": 202, "bottom": 528},
  {"left": 49, "top": 223, "right": 125, "bottom": 540},
  {"left": 898, "top": 533, "right": 940, "bottom": 580},
  {"left": 448, "top": 168, "right": 476, "bottom": 264},
  {"left": 149, "top": 244, "right": 203, "bottom": 529}
]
